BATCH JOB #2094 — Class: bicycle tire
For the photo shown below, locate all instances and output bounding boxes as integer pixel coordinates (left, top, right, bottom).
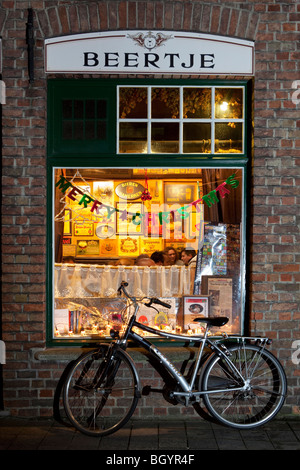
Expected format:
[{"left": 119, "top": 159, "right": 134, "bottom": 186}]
[
  {"left": 201, "top": 343, "right": 287, "bottom": 429},
  {"left": 63, "top": 345, "right": 140, "bottom": 437}
]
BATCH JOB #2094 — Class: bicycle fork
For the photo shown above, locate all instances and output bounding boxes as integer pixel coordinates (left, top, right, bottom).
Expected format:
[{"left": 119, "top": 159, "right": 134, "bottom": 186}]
[{"left": 84, "top": 346, "right": 121, "bottom": 428}]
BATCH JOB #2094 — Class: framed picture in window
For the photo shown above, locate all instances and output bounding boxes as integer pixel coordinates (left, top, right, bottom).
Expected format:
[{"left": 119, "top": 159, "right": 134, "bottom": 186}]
[
  {"left": 117, "top": 202, "right": 144, "bottom": 236},
  {"left": 183, "top": 295, "right": 210, "bottom": 330},
  {"left": 201, "top": 276, "right": 233, "bottom": 322},
  {"left": 164, "top": 182, "right": 197, "bottom": 204}
]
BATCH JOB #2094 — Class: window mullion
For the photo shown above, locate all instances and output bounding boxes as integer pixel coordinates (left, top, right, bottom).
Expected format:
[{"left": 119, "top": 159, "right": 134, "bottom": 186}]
[
  {"left": 211, "top": 87, "right": 215, "bottom": 154},
  {"left": 148, "top": 87, "right": 151, "bottom": 154},
  {"left": 179, "top": 87, "right": 183, "bottom": 154}
]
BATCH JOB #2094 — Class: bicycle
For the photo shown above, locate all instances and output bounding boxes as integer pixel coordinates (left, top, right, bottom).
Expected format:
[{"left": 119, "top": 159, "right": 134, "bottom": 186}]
[{"left": 63, "top": 281, "right": 287, "bottom": 437}]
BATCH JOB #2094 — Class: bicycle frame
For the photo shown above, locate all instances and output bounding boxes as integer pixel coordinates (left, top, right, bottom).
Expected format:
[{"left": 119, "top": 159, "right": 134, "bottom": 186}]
[{"left": 116, "top": 300, "right": 260, "bottom": 403}]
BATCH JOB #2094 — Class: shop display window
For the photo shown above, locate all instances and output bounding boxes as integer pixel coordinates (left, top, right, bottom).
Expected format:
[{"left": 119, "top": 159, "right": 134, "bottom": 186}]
[
  {"left": 47, "top": 78, "right": 250, "bottom": 345},
  {"left": 52, "top": 167, "right": 245, "bottom": 341}
]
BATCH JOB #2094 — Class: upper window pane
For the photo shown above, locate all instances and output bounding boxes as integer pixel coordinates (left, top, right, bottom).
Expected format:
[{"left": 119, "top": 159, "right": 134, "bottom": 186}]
[
  {"left": 183, "top": 88, "right": 211, "bottom": 119},
  {"left": 118, "top": 85, "right": 245, "bottom": 155},
  {"left": 119, "top": 122, "right": 147, "bottom": 153},
  {"left": 151, "top": 88, "right": 179, "bottom": 119},
  {"left": 62, "top": 99, "right": 108, "bottom": 141},
  {"left": 151, "top": 123, "right": 179, "bottom": 153},
  {"left": 215, "top": 88, "right": 243, "bottom": 119},
  {"left": 183, "top": 123, "right": 211, "bottom": 153},
  {"left": 119, "top": 87, "right": 147, "bottom": 119},
  {"left": 215, "top": 122, "right": 243, "bottom": 154}
]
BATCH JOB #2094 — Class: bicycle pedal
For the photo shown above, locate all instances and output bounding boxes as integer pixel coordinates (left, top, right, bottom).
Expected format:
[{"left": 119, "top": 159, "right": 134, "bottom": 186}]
[{"left": 142, "top": 385, "right": 152, "bottom": 395}]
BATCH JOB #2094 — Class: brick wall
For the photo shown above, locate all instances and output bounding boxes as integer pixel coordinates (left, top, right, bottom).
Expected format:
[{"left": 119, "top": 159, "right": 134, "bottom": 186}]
[{"left": 1, "top": 0, "right": 299, "bottom": 418}]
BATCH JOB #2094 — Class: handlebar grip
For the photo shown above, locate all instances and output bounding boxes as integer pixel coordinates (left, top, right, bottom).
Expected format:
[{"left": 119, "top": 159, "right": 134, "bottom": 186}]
[
  {"left": 117, "top": 281, "right": 129, "bottom": 295},
  {"left": 152, "top": 298, "right": 171, "bottom": 309}
]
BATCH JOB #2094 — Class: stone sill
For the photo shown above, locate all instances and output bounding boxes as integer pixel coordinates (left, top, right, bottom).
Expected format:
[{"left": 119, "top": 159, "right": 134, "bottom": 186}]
[{"left": 33, "top": 344, "right": 200, "bottom": 363}]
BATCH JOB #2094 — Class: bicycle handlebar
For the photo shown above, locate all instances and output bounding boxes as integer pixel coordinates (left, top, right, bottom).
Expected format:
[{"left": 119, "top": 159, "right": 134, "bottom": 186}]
[
  {"left": 144, "top": 298, "right": 171, "bottom": 309},
  {"left": 117, "top": 281, "right": 130, "bottom": 297},
  {"left": 117, "top": 281, "right": 171, "bottom": 309}
]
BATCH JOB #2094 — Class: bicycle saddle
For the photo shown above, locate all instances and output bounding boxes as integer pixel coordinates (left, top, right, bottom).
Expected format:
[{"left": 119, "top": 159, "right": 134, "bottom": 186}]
[{"left": 193, "top": 316, "right": 229, "bottom": 327}]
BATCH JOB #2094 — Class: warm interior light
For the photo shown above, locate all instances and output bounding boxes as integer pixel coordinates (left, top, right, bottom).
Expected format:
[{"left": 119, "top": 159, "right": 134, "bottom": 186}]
[{"left": 220, "top": 101, "right": 228, "bottom": 112}]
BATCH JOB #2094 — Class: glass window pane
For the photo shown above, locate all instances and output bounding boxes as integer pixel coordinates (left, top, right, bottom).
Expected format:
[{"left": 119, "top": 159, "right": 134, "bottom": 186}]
[
  {"left": 62, "top": 100, "right": 73, "bottom": 119},
  {"left": 183, "top": 123, "right": 211, "bottom": 153},
  {"left": 117, "top": 85, "right": 245, "bottom": 155},
  {"left": 85, "top": 121, "right": 95, "bottom": 139},
  {"left": 85, "top": 100, "right": 95, "bottom": 119},
  {"left": 73, "top": 121, "right": 84, "bottom": 139},
  {"left": 151, "top": 123, "right": 179, "bottom": 153},
  {"left": 183, "top": 88, "right": 211, "bottom": 118},
  {"left": 97, "top": 100, "right": 107, "bottom": 119},
  {"left": 215, "top": 122, "right": 243, "bottom": 153},
  {"left": 62, "top": 121, "right": 73, "bottom": 140},
  {"left": 215, "top": 88, "right": 243, "bottom": 119},
  {"left": 119, "top": 122, "right": 147, "bottom": 153},
  {"left": 119, "top": 88, "right": 147, "bottom": 119},
  {"left": 151, "top": 88, "right": 179, "bottom": 118},
  {"left": 97, "top": 121, "right": 106, "bottom": 140},
  {"left": 74, "top": 100, "right": 84, "bottom": 119}
]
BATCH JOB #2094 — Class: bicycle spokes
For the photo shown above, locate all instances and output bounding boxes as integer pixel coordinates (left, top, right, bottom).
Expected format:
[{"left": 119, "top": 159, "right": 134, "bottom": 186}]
[{"left": 202, "top": 344, "right": 287, "bottom": 429}]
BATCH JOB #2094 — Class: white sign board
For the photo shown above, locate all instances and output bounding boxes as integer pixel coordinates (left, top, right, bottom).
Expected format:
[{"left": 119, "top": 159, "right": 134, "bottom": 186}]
[{"left": 45, "top": 31, "right": 254, "bottom": 76}]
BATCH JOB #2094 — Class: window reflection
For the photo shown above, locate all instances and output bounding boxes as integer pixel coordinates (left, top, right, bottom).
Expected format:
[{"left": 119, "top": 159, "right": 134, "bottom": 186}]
[
  {"left": 215, "top": 123, "right": 243, "bottom": 153},
  {"left": 119, "top": 87, "right": 147, "bottom": 119},
  {"left": 151, "top": 88, "right": 179, "bottom": 118},
  {"left": 119, "top": 122, "right": 147, "bottom": 153},
  {"left": 183, "top": 88, "right": 211, "bottom": 119},
  {"left": 183, "top": 123, "right": 211, "bottom": 153},
  {"left": 151, "top": 123, "right": 179, "bottom": 153},
  {"left": 215, "top": 88, "right": 243, "bottom": 119}
]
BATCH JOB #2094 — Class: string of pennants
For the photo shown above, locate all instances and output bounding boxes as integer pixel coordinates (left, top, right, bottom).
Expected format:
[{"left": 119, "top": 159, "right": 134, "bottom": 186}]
[{"left": 55, "top": 172, "right": 239, "bottom": 227}]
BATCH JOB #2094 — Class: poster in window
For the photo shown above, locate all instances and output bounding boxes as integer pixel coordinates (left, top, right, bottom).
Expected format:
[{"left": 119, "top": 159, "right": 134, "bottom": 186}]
[
  {"left": 201, "top": 276, "right": 233, "bottom": 323},
  {"left": 183, "top": 295, "right": 210, "bottom": 330},
  {"left": 74, "top": 222, "right": 94, "bottom": 236},
  {"left": 164, "top": 182, "right": 197, "bottom": 204},
  {"left": 76, "top": 239, "right": 100, "bottom": 256},
  {"left": 140, "top": 238, "right": 163, "bottom": 255},
  {"left": 118, "top": 237, "right": 140, "bottom": 257},
  {"left": 136, "top": 298, "right": 176, "bottom": 331},
  {"left": 201, "top": 224, "right": 227, "bottom": 275},
  {"left": 100, "top": 239, "right": 117, "bottom": 256}
]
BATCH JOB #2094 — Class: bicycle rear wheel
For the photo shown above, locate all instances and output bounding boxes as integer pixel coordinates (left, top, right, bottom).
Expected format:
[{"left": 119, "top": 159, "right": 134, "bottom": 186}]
[
  {"left": 63, "top": 345, "right": 140, "bottom": 437},
  {"left": 201, "top": 343, "right": 287, "bottom": 429}
]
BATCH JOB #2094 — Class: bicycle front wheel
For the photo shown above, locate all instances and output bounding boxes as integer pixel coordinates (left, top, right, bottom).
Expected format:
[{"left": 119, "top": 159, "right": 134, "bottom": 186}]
[
  {"left": 63, "top": 345, "right": 140, "bottom": 437},
  {"left": 201, "top": 343, "right": 287, "bottom": 429}
]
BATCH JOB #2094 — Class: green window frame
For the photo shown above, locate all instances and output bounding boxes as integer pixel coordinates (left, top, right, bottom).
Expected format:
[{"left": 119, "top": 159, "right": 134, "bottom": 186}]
[{"left": 47, "top": 78, "right": 251, "bottom": 346}]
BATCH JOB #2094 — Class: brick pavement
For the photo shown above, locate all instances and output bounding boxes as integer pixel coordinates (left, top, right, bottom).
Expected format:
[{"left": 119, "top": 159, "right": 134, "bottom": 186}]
[{"left": 1, "top": 415, "right": 300, "bottom": 451}]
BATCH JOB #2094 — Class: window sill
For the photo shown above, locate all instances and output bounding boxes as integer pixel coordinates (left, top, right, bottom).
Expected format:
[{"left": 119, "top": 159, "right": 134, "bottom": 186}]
[{"left": 33, "top": 344, "right": 200, "bottom": 363}]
